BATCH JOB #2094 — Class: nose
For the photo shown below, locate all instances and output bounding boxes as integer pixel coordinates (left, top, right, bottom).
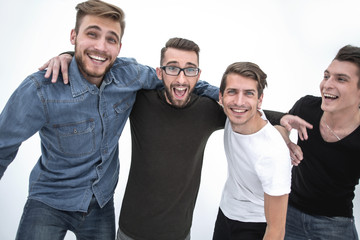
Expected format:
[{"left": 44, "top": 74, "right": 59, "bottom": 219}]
[
  {"left": 322, "top": 75, "right": 335, "bottom": 89},
  {"left": 177, "top": 70, "right": 187, "bottom": 84},
  {"left": 234, "top": 93, "right": 244, "bottom": 105},
  {"left": 94, "top": 38, "right": 107, "bottom": 51}
]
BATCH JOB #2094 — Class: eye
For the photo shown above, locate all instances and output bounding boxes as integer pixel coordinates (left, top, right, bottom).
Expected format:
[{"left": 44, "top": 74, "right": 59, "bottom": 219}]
[
  {"left": 226, "top": 89, "right": 236, "bottom": 95},
  {"left": 337, "top": 77, "right": 347, "bottom": 82},
  {"left": 323, "top": 74, "right": 329, "bottom": 80},
  {"left": 87, "top": 32, "right": 97, "bottom": 38},
  {"left": 245, "top": 91, "right": 255, "bottom": 96},
  {"left": 167, "top": 66, "right": 177, "bottom": 71},
  {"left": 107, "top": 37, "right": 117, "bottom": 44},
  {"left": 185, "top": 68, "right": 196, "bottom": 73}
]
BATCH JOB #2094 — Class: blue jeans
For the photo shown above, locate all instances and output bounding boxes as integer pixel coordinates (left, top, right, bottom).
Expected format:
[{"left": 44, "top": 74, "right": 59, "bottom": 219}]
[
  {"left": 15, "top": 197, "right": 115, "bottom": 240},
  {"left": 285, "top": 204, "right": 359, "bottom": 240}
]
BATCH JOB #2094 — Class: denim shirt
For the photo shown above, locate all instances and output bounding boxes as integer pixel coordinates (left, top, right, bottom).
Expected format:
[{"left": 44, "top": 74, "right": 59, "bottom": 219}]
[{"left": 0, "top": 57, "right": 219, "bottom": 212}]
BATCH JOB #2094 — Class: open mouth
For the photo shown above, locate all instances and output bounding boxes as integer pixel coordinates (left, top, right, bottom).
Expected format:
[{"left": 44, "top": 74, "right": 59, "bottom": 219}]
[
  {"left": 323, "top": 93, "right": 339, "bottom": 100},
  {"left": 173, "top": 87, "right": 188, "bottom": 99}
]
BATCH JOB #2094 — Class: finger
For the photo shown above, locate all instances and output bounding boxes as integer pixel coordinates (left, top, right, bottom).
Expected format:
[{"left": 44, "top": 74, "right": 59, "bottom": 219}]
[
  {"left": 298, "top": 131, "right": 304, "bottom": 141},
  {"left": 44, "top": 60, "right": 54, "bottom": 79},
  {"left": 301, "top": 126, "right": 309, "bottom": 140},
  {"left": 51, "top": 61, "right": 60, "bottom": 83},
  {"left": 61, "top": 62, "right": 69, "bottom": 84},
  {"left": 290, "top": 152, "right": 301, "bottom": 166},
  {"left": 39, "top": 60, "right": 50, "bottom": 71}
]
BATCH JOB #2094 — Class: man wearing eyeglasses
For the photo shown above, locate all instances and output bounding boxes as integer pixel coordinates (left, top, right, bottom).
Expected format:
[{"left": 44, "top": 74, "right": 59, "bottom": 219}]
[{"left": 116, "top": 38, "right": 227, "bottom": 240}]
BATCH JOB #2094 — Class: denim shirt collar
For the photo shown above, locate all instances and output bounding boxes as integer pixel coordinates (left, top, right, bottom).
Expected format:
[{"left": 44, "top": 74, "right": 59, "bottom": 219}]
[{"left": 68, "top": 57, "right": 117, "bottom": 97}]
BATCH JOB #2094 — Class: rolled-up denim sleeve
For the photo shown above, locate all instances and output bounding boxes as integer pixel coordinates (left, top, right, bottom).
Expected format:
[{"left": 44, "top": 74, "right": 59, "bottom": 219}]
[
  {"left": 138, "top": 64, "right": 163, "bottom": 90},
  {"left": 193, "top": 80, "right": 219, "bottom": 101},
  {"left": 0, "top": 76, "right": 45, "bottom": 179}
]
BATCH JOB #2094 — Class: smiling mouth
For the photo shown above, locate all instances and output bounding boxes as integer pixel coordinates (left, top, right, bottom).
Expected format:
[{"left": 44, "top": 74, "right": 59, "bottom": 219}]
[
  {"left": 88, "top": 54, "right": 107, "bottom": 62},
  {"left": 231, "top": 108, "right": 247, "bottom": 113},
  {"left": 323, "top": 93, "right": 338, "bottom": 99}
]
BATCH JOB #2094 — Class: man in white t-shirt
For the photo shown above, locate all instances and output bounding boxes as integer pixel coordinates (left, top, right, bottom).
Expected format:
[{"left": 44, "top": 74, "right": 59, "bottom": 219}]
[{"left": 213, "top": 62, "right": 292, "bottom": 240}]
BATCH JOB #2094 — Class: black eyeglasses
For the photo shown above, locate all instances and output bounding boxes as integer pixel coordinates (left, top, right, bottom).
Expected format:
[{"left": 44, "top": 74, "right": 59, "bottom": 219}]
[{"left": 160, "top": 66, "right": 200, "bottom": 77}]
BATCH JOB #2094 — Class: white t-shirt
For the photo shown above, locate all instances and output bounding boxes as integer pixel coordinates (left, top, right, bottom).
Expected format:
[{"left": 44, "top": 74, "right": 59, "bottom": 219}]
[{"left": 219, "top": 115, "right": 292, "bottom": 223}]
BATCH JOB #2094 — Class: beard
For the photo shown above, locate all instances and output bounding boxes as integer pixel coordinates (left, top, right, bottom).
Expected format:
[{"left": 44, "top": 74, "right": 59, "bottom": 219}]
[
  {"left": 74, "top": 45, "right": 114, "bottom": 80},
  {"left": 164, "top": 83, "right": 192, "bottom": 108}
]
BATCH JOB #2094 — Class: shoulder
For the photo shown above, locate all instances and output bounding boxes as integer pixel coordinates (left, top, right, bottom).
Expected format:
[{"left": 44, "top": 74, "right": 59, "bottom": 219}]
[
  {"left": 18, "top": 70, "right": 55, "bottom": 90},
  {"left": 137, "top": 89, "right": 158, "bottom": 98},
  {"left": 290, "top": 95, "right": 321, "bottom": 117},
  {"left": 294, "top": 95, "right": 321, "bottom": 109},
  {"left": 112, "top": 57, "right": 154, "bottom": 74},
  {"left": 260, "top": 124, "right": 290, "bottom": 154},
  {"left": 110, "top": 57, "right": 156, "bottom": 85},
  {"left": 194, "top": 94, "right": 221, "bottom": 107}
]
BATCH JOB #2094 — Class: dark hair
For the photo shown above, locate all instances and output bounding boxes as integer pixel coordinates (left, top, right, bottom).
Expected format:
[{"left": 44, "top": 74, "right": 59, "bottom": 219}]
[
  {"left": 334, "top": 45, "right": 360, "bottom": 88},
  {"left": 75, "top": 0, "right": 125, "bottom": 41},
  {"left": 160, "top": 38, "right": 200, "bottom": 66},
  {"left": 220, "top": 62, "right": 267, "bottom": 98}
]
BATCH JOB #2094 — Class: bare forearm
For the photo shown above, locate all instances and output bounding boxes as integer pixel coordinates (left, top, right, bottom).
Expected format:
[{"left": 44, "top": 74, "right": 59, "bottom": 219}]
[{"left": 263, "top": 193, "right": 288, "bottom": 240}]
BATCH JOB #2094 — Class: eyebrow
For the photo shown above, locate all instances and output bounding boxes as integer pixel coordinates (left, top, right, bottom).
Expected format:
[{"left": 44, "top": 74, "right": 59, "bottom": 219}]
[
  {"left": 165, "top": 61, "right": 197, "bottom": 67},
  {"left": 85, "top": 25, "right": 120, "bottom": 42}
]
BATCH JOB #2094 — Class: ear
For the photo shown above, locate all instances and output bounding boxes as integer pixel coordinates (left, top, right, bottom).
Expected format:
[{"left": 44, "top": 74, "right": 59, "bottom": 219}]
[
  {"left": 156, "top": 67, "right": 163, "bottom": 80},
  {"left": 70, "top": 29, "right": 76, "bottom": 45},
  {"left": 257, "top": 93, "right": 264, "bottom": 109},
  {"left": 219, "top": 91, "right": 223, "bottom": 106},
  {"left": 196, "top": 69, "right": 202, "bottom": 81}
]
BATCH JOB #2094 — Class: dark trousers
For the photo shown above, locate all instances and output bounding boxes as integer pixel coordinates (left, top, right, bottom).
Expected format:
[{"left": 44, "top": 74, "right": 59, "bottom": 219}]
[{"left": 212, "top": 208, "right": 266, "bottom": 240}]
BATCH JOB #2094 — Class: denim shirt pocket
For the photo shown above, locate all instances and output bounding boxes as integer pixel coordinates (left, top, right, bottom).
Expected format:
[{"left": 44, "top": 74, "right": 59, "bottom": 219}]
[
  {"left": 53, "top": 119, "right": 96, "bottom": 156},
  {"left": 113, "top": 94, "right": 134, "bottom": 115}
]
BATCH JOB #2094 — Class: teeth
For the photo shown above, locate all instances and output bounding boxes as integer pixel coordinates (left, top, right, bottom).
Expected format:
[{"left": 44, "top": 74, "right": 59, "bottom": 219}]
[
  {"left": 324, "top": 93, "right": 338, "bottom": 99},
  {"left": 175, "top": 87, "right": 186, "bottom": 91},
  {"left": 89, "top": 55, "right": 106, "bottom": 61},
  {"left": 232, "top": 109, "right": 246, "bottom": 113}
]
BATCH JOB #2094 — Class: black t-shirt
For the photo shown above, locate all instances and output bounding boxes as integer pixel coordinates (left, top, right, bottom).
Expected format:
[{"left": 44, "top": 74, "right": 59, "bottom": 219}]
[
  {"left": 119, "top": 89, "right": 225, "bottom": 240},
  {"left": 289, "top": 95, "right": 360, "bottom": 217}
]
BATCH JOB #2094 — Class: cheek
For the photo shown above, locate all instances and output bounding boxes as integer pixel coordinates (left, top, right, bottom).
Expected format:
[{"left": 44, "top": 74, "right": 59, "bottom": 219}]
[{"left": 163, "top": 78, "right": 173, "bottom": 89}]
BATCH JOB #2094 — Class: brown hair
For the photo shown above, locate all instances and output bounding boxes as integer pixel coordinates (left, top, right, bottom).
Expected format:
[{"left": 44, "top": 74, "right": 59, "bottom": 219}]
[
  {"left": 75, "top": 0, "right": 125, "bottom": 41},
  {"left": 220, "top": 62, "right": 267, "bottom": 98},
  {"left": 334, "top": 45, "right": 360, "bottom": 88},
  {"left": 160, "top": 37, "right": 200, "bottom": 66}
]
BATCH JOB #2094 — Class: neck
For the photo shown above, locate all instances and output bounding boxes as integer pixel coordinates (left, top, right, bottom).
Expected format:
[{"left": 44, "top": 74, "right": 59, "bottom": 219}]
[
  {"left": 322, "top": 109, "right": 360, "bottom": 129},
  {"left": 84, "top": 75, "right": 103, "bottom": 88},
  {"left": 320, "top": 109, "right": 360, "bottom": 141}
]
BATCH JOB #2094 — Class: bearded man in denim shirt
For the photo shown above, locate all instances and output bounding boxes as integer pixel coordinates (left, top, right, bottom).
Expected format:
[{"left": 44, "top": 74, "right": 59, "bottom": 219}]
[{"left": 0, "top": 0, "right": 188, "bottom": 239}]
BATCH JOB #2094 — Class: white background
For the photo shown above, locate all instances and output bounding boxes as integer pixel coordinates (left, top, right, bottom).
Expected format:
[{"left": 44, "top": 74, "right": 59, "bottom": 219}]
[{"left": 0, "top": 0, "right": 360, "bottom": 239}]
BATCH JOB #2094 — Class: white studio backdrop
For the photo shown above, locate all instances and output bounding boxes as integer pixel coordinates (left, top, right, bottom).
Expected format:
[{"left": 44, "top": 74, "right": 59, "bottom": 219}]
[{"left": 0, "top": 0, "right": 359, "bottom": 239}]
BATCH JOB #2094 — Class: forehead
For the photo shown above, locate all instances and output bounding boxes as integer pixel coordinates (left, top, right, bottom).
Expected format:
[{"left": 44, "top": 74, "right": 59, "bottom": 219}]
[
  {"left": 79, "top": 15, "right": 121, "bottom": 37},
  {"left": 163, "top": 48, "right": 198, "bottom": 66},
  {"left": 225, "top": 73, "right": 258, "bottom": 90},
  {"left": 327, "top": 60, "right": 359, "bottom": 78}
]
